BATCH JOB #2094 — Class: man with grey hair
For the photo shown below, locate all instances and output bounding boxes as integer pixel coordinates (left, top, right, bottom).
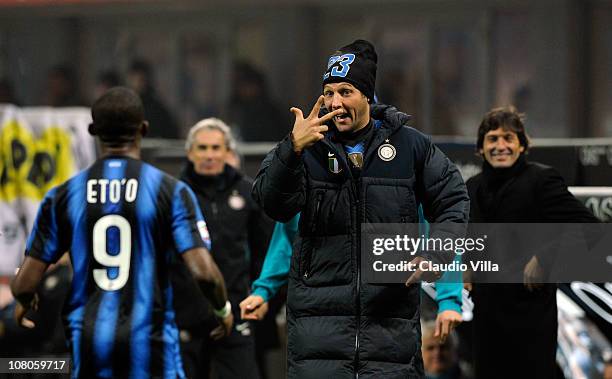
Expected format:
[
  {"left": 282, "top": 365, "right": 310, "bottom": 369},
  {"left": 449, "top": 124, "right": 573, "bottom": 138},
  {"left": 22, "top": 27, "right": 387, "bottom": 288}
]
[
  {"left": 171, "top": 118, "right": 273, "bottom": 379},
  {"left": 184, "top": 118, "right": 238, "bottom": 157},
  {"left": 421, "top": 320, "right": 464, "bottom": 379}
]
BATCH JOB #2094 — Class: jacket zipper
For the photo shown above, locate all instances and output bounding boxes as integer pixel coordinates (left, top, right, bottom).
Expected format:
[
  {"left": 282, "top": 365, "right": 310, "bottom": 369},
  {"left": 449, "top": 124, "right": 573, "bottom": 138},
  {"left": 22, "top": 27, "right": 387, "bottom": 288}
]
[
  {"left": 304, "top": 191, "right": 324, "bottom": 279},
  {"left": 353, "top": 178, "right": 361, "bottom": 378},
  {"left": 320, "top": 138, "right": 361, "bottom": 376}
]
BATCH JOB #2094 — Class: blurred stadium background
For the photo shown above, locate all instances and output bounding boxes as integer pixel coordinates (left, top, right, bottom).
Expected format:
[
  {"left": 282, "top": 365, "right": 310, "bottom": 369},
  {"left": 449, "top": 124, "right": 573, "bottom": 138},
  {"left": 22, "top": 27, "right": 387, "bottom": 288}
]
[{"left": 0, "top": 1, "right": 610, "bottom": 378}]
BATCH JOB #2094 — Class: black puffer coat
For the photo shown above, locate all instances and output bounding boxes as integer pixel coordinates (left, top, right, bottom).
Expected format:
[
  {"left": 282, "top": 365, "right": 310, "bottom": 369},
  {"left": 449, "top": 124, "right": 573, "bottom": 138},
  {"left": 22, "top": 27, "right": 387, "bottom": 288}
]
[{"left": 252, "top": 104, "right": 469, "bottom": 378}]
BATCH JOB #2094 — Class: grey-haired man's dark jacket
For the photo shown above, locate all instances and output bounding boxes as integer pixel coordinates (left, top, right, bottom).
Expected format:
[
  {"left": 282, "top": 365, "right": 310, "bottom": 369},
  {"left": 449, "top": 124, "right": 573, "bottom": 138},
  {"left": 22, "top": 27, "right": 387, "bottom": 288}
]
[{"left": 252, "top": 103, "right": 469, "bottom": 378}]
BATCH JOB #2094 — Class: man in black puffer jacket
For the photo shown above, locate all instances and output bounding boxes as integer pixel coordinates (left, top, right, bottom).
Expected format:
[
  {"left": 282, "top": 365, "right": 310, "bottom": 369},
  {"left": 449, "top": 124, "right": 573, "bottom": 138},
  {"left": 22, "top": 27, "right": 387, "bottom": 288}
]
[
  {"left": 252, "top": 40, "right": 470, "bottom": 378},
  {"left": 172, "top": 118, "right": 273, "bottom": 379}
]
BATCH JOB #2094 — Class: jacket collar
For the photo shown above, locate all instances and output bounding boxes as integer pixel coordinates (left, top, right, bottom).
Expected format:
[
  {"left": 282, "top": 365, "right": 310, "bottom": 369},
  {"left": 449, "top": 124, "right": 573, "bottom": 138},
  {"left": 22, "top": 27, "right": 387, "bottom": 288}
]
[
  {"left": 370, "top": 103, "right": 411, "bottom": 132},
  {"left": 363, "top": 104, "right": 411, "bottom": 165},
  {"left": 319, "top": 103, "right": 411, "bottom": 142},
  {"left": 180, "top": 162, "right": 242, "bottom": 197},
  {"left": 315, "top": 103, "right": 412, "bottom": 177},
  {"left": 474, "top": 155, "right": 527, "bottom": 219}
]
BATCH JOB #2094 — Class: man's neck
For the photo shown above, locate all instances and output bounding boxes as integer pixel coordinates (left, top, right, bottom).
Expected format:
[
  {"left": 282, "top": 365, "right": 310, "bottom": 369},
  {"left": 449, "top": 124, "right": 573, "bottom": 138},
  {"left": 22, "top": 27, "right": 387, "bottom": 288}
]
[
  {"left": 100, "top": 144, "right": 141, "bottom": 159},
  {"left": 338, "top": 119, "right": 373, "bottom": 146},
  {"left": 353, "top": 117, "right": 371, "bottom": 133}
]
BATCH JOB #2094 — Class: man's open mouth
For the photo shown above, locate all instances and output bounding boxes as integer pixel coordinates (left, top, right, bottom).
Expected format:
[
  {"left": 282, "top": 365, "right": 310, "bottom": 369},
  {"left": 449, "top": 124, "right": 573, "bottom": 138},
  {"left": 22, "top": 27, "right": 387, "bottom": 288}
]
[
  {"left": 491, "top": 151, "right": 512, "bottom": 157},
  {"left": 335, "top": 113, "right": 350, "bottom": 122}
]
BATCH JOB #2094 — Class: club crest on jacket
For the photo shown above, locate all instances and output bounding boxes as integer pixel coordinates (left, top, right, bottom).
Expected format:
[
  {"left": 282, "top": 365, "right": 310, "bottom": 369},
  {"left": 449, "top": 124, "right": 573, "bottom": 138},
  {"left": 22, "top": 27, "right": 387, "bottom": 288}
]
[
  {"left": 378, "top": 140, "right": 396, "bottom": 162},
  {"left": 228, "top": 191, "right": 246, "bottom": 210},
  {"left": 348, "top": 152, "right": 364, "bottom": 168},
  {"left": 328, "top": 152, "right": 343, "bottom": 174}
]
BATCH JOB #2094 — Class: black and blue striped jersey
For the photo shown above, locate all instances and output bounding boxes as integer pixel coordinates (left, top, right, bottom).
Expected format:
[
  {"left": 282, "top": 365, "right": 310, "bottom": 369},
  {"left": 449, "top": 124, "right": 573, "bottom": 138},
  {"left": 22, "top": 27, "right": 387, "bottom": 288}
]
[{"left": 25, "top": 156, "right": 211, "bottom": 379}]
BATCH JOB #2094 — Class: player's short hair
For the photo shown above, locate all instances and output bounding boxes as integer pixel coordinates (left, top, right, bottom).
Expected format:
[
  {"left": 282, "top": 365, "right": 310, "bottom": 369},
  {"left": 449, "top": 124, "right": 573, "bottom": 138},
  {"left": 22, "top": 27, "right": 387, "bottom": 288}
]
[
  {"left": 90, "top": 87, "right": 144, "bottom": 144},
  {"left": 477, "top": 106, "right": 530, "bottom": 151},
  {"left": 185, "top": 118, "right": 237, "bottom": 152}
]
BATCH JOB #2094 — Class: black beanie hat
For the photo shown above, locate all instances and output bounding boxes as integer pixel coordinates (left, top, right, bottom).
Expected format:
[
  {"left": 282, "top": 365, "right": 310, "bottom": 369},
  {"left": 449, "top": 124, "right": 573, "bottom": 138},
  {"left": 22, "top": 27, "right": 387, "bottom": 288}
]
[{"left": 322, "top": 39, "right": 378, "bottom": 100}]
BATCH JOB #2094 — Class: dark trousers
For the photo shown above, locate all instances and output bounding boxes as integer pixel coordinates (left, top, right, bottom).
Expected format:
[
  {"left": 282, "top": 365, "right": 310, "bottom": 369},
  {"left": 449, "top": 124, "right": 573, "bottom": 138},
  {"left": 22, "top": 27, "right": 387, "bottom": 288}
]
[
  {"left": 179, "top": 321, "right": 260, "bottom": 379},
  {"left": 472, "top": 284, "right": 558, "bottom": 379}
]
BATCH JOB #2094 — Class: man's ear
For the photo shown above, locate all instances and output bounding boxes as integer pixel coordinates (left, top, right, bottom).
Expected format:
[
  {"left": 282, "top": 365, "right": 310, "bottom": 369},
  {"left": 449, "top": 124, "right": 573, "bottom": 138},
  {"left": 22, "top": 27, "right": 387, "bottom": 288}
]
[
  {"left": 140, "top": 121, "right": 149, "bottom": 137},
  {"left": 88, "top": 123, "right": 97, "bottom": 136}
]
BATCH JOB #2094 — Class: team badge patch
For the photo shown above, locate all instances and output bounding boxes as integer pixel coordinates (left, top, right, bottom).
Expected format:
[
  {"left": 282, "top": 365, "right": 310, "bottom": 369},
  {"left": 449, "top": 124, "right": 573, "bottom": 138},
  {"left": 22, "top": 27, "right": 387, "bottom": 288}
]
[
  {"left": 378, "top": 140, "right": 397, "bottom": 162},
  {"left": 328, "top": 153, "right": 343, "bottom": 174},
  {"left": 197, "top": 220, "right": 211, "bottom": 245},
  {"left": 228, "top": 191, "right": 245, "bottom": 210},
  {"left": 348, "top": 152, "right": 364, "bottom": 168}
]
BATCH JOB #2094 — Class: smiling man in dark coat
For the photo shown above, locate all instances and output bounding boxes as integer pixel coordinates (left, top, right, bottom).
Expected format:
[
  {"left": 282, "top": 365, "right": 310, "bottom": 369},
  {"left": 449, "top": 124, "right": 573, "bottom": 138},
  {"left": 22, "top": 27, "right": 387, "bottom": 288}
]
[{"left": 466, "top": 106, "right": 599, "bottom": 379}]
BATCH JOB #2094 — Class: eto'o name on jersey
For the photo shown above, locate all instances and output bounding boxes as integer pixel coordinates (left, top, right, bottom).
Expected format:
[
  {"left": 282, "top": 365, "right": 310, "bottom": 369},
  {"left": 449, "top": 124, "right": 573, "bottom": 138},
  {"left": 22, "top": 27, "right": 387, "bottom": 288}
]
[{"left": 86, "top": 178, "right": 139, "bottom": 204}]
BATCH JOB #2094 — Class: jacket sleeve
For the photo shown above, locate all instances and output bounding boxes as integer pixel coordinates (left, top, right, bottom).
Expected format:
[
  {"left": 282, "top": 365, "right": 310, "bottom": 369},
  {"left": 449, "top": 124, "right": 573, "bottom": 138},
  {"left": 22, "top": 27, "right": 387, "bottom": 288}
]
[
  {"left": 419, "top": 203, "right": 463, "bottom": 312},
  {"left": 535, "top": 166, "right": 600, "bottom": 270},
  {"left": 252, "top": 135, "right": 306, "bottom": 222},
  {"left": 435, "top": 254, "right": 464, "bottom": 314},
  {"left": 417, "top": 138, "right": 470, "bottom": 265},
  {"left": 251, "top": 215, "right": 299, "bottom": 301},
  {"left": 248, "top": 198, "right": 275, "bottom": 283},
  {"left": 537, "top": 167, "right": 599, "bottom": 223},
  {"left": 435, "top": 281, "right": 463, "bottom": 314}
]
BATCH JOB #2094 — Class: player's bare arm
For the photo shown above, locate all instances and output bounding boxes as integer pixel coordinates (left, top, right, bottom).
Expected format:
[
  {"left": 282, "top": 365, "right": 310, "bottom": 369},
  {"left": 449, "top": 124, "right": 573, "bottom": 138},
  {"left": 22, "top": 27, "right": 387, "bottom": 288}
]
[
  {"left": 182, "top": 247, "right": 233, "bottom": 338},
  {"left": 10, "top": 256, "right": 49, "bottom": 328}
]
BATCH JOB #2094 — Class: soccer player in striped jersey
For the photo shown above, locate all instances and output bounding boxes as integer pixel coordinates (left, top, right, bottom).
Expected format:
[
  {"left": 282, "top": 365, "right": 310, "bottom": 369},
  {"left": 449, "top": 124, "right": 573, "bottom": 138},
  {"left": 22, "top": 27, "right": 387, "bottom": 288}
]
[{"left": 11, "top": 87, "right": 233, "bottom": 379}]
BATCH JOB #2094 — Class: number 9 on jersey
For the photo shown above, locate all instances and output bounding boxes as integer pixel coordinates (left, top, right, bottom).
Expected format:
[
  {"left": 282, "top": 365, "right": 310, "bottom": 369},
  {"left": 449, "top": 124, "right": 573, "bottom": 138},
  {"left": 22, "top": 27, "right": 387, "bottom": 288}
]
[{"left": 92, "top": 215, "right": 131, "bottom": 291}]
